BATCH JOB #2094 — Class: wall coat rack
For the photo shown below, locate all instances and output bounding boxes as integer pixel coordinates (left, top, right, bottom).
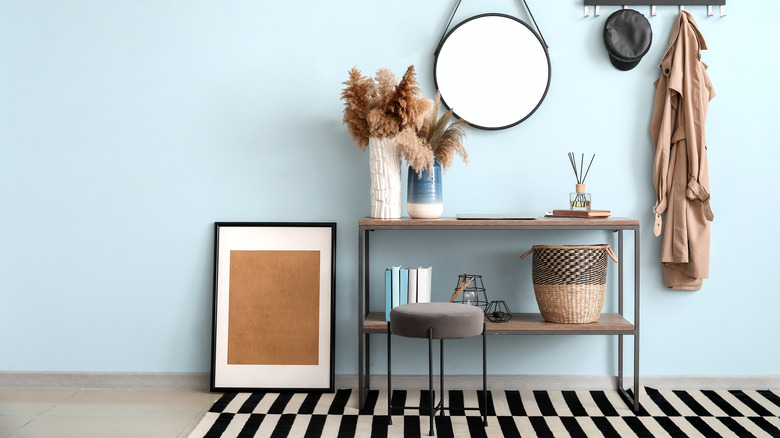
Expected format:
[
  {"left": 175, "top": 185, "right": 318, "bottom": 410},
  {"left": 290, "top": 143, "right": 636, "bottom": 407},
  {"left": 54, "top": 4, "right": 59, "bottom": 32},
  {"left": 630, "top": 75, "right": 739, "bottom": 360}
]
[{"left": 584, "top": 0, "right": 726, "bottom": 17}]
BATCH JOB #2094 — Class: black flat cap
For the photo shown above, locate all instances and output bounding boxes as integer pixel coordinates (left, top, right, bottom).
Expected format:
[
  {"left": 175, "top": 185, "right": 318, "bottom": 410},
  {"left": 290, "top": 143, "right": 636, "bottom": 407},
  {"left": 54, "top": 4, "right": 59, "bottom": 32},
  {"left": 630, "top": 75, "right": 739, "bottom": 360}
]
[{"left": 603, "top": 9, "right": 652, "bottom": 71}]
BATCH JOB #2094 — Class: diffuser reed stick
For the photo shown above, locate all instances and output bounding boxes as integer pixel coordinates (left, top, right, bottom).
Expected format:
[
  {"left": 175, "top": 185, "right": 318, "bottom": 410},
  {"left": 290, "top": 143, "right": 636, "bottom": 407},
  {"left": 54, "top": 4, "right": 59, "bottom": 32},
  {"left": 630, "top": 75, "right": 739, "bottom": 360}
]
[{"left": 568, "top": 152, "right": 595, "bottom": 209}]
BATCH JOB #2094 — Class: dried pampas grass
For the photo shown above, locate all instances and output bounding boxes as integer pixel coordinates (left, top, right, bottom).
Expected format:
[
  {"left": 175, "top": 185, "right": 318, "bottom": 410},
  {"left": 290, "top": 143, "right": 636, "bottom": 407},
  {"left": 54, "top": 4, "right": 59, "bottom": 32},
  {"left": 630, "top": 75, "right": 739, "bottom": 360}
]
[
  {"left": 340, "top": 65, "right": 430, "bottom": 148},
  {"left": 340, "top": 67, "right": 467, "bottom": 174},
  {"left": 432, "top": 121, "right": 468, "bottom": 171},
  {"left": 396, "top": 127, "right": 434, "bottom": 173},
  {"left": 403, "top": 91, "right": 468, "bottom": 175},
  {"left": 367, "top": 108, "right": 400, "bottom": 138},
  {"left": 373, "top": 68, "right": 397, "bottom": 112},
  {"left": 388, "top": 66, "right": 433, "bottom": 132},
  {"left": 340, "top": 67, "right": 374, "bottom": 150}
]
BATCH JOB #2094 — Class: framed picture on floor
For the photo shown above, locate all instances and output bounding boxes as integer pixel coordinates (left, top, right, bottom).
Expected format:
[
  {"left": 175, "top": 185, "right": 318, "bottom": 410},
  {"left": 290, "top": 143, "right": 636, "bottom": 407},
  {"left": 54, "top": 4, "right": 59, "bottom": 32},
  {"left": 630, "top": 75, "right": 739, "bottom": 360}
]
[{"left": 211, "top": 222, "right": 336, "bottom": 392}]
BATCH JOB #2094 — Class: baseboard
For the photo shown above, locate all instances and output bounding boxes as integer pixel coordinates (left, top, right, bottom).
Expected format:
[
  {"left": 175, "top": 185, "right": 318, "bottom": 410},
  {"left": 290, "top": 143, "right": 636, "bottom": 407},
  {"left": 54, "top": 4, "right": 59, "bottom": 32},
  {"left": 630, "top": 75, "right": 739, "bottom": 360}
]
[
  {"left": 638, "top": 375, "right": 780, "bottom": 390},
  {"left": 336, "top": 374, "right": 617, "bottom": 390},
  {"left": 336, "top": 374, "right": 780, "bottom": 391},
  {"left": 0, "top": 372, "right": 210, "bottom": 391},
  {"left": 2, "top": 372, "right": 777, "bottom": 391}
]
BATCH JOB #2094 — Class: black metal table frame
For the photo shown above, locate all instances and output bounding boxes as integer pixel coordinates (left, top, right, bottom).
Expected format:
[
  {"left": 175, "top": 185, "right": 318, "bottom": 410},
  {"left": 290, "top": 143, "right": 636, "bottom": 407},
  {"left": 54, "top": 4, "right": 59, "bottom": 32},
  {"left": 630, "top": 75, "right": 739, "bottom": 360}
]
[{"left": 357, "top": 219, "right": 640, "bottom": 412}]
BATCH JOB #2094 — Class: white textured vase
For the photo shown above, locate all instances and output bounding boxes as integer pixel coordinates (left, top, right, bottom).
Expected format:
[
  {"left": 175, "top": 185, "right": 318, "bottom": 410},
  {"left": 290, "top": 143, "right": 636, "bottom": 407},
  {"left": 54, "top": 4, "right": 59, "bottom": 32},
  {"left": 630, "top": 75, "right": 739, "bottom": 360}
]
[{"left": 368, "top": 136, "right": 402, "bottom": 219}]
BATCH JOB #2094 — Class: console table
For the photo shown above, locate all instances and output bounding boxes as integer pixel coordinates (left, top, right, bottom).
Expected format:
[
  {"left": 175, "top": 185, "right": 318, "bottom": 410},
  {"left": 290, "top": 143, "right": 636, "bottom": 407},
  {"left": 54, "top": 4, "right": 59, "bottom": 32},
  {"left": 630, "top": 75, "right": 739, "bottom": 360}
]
[{"left": 357, "top": 217, "right": 640, "bottom": 411}]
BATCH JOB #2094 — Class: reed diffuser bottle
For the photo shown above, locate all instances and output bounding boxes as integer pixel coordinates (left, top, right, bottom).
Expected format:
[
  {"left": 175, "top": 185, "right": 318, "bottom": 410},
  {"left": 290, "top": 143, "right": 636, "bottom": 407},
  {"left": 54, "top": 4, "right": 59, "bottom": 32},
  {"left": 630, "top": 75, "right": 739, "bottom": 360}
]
[
  {"left": 570, "top": 183, "right": 592, "bottom": 210},
  {"left": 568, "top": 152, "right": 594, "bottom": 211}
]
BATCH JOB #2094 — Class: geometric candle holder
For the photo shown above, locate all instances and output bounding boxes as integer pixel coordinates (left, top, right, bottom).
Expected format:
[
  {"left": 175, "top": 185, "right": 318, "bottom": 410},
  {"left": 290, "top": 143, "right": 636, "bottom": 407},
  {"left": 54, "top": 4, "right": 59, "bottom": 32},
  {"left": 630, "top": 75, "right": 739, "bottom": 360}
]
[{"left": 485, "top": 300, "right": 513, "bottom": 323}]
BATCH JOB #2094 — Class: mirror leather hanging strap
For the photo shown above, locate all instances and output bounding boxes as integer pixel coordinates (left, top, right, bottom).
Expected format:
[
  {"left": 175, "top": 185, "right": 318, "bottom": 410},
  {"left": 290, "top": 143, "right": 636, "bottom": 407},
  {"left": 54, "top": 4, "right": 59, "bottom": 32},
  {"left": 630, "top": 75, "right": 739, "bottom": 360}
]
[{"left": 435, "top": 0, "right": 548, "bottom": 56}]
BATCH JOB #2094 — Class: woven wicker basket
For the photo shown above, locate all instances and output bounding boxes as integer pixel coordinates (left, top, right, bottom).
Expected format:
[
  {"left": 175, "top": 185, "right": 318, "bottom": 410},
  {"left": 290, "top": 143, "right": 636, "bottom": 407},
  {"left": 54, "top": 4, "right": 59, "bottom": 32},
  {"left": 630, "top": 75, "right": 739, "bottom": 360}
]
[{"left": 520, "top": 244, "right": 618, "bottom": 324}]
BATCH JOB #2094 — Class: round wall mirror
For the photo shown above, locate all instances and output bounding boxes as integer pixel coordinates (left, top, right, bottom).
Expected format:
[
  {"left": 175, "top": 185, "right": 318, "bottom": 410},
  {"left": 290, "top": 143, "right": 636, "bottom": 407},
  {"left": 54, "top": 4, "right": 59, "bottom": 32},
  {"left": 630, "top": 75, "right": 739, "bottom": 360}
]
[{"left": 434, "top": 13, "right": 551, "bottom": 130}]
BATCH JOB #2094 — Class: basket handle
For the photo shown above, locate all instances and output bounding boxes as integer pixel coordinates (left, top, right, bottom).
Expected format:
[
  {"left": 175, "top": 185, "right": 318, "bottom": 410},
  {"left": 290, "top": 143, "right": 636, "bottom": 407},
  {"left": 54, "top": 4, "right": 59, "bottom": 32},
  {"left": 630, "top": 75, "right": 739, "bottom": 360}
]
[
  {"left": 605, "top": 245, "right": 618, "bottom": 263},
  {"left": 520, "top": 248, "right": 534, "bottom": 259}
]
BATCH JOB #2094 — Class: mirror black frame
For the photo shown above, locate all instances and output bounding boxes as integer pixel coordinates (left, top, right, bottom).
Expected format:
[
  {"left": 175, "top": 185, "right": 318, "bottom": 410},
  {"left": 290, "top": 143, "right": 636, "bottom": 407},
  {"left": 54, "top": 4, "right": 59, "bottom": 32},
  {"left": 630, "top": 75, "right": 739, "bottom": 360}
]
[{"left": 434, "top": 13, "right": 551, "bottom": 130}]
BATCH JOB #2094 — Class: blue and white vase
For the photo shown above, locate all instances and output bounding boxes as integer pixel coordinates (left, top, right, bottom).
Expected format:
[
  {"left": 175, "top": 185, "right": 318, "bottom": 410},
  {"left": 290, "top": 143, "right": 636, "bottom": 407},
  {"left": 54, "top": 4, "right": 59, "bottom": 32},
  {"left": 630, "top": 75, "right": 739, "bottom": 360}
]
[{"left": 407, "top": 158, "right": 443, "bottom": 219}]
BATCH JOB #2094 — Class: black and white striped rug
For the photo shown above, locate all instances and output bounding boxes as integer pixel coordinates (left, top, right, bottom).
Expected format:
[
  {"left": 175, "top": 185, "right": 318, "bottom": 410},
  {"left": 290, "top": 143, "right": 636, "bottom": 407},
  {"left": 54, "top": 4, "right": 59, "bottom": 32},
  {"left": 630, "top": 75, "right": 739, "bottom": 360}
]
[{"left": 188, "top": 387, "right": 780, "bottom": 437}]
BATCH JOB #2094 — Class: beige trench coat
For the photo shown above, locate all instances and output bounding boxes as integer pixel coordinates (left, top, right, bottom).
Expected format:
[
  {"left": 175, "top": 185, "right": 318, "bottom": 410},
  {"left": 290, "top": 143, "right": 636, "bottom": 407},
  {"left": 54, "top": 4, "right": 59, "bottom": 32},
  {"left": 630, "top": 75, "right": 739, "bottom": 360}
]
[{"left": 650, "top": 11, "right": 715, "bottom": 291}]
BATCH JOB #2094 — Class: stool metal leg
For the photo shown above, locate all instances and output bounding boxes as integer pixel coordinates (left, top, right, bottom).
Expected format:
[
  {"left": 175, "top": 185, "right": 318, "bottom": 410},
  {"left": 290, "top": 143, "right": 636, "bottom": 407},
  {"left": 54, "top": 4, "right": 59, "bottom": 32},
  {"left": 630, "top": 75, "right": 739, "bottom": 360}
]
[
  {"left": 440, "top": 339, "right": 445, "bottom": 417},
  {"left": 428, "top": 327, "right": 434, "bottom": 436},
  {"left": 482, "top": 323, "right": 488, "bottom": 427},
  {"left": 387, "top": 327, "right": 392, "bottom": 425}
]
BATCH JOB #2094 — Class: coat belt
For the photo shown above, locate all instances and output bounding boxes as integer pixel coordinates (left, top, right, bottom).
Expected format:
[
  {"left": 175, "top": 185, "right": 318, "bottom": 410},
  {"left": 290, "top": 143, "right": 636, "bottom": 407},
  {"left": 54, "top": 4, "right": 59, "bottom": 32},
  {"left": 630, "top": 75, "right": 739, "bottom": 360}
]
[{"left": 687, "top": 178, "right": 714, "bottom": 221}]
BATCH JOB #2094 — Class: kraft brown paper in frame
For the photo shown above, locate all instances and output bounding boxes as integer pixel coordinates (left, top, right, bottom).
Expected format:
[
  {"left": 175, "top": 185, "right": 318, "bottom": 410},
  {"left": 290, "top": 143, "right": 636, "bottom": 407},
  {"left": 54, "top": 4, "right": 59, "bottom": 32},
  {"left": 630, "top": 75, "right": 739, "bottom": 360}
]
[{"left": 227, "top": 250, "right": 320, "bottom": 366}]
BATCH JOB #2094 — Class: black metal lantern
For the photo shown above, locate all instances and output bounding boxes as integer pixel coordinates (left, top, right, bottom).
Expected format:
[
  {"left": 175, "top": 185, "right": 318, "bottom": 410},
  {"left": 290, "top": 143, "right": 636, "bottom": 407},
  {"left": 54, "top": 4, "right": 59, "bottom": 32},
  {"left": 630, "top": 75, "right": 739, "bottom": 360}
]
[
  {"left": 485, "top": 300, "right": 513, "bottom": 323},
  {"left": 454, "top": 274, "right": 489, "bottom": 310}
]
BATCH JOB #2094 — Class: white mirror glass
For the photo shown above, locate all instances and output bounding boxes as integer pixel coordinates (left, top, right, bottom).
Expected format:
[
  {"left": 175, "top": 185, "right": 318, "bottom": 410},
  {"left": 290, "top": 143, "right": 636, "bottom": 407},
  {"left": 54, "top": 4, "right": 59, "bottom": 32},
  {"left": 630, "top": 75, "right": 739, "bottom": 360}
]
[{"left": 435, "top": 14, "right": 551, "bottom": 130}]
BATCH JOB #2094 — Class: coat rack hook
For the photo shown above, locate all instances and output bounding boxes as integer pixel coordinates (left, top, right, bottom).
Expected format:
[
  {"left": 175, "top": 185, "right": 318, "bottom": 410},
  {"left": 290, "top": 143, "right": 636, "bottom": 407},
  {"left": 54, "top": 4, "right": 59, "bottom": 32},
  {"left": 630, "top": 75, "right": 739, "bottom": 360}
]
[
  {"left": 707, "top": 5, "right": 713, "bottom": 16},
  {"left": 623, "top": 5, "right": 628, "bottom": 9},
  {"left": 584, "top": 5, "right": 590, "bottom": 16},
  {"left": 651, "top": 5, "right": 657, "bottom": 16},
  {"left": 595, "top": 5, "right": 600, "bottom": 16},
  {"left": 720, "top": 5, "right": 726, "bottom": 16},
  {"left": 679, "top": 5, "right": 685, "bottom": 12}
]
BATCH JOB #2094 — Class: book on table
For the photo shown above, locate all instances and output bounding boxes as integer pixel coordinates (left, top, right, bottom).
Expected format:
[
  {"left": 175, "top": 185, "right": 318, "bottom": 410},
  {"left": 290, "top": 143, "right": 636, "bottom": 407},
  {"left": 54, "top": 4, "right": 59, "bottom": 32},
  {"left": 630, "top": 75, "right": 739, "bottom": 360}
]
[
  {"left": 391, "top": 265, "right": 401, "bottom": 312},
  {"left": 407, "top": 267, "right": 417, "bottom": 304},
  {"left": 385, "top": 269, "right": 392, "bottom": 321},
  {"left": 399, "top": 268, "right": 408, "bottom": 306},
  {"left": 387, "top": 265, "right": 433, "bottom": 320},
  {"left": 545, "top": 209, "right": 611, "bottom": 218},
  {"left": 416, "top": 266, "right": 432, "bottom": 303},
  {"left": 385, "top": 265, "right": 402, "bottom": 321}
]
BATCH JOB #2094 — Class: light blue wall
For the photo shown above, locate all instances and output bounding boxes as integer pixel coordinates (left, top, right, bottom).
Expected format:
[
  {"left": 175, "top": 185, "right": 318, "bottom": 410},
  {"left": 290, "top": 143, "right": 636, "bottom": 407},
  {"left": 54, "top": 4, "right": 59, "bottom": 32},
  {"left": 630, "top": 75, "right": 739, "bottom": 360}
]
[{"left": 1, "top": 0, "right": 778, "bottom": 377}]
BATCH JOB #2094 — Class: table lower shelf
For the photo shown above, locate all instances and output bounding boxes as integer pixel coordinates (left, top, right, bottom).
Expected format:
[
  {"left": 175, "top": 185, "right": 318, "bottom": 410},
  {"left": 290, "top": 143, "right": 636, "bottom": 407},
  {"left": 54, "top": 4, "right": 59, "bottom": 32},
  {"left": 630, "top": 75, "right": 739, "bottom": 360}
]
[{"left": 363, "top": 312, "right": 635, "bottom": 335}]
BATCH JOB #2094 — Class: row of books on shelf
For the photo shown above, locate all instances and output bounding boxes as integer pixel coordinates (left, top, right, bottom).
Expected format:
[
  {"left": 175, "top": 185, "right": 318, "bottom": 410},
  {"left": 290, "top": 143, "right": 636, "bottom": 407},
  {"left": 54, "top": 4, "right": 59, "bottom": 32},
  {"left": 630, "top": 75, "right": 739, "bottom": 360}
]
[{"left": 385, "top": 265, "right": 432, "bottom": 321}]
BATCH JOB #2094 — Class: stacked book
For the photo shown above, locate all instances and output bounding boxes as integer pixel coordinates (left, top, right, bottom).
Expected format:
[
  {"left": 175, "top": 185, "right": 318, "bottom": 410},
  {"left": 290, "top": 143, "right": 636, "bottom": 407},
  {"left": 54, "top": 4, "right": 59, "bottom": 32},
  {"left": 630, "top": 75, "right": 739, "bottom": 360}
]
[
  {"left": 545, "top": 209, "right": 611, "bottom": 218},
  {"left": 385, "top": 266, "right": 432, "bottom": 321}
]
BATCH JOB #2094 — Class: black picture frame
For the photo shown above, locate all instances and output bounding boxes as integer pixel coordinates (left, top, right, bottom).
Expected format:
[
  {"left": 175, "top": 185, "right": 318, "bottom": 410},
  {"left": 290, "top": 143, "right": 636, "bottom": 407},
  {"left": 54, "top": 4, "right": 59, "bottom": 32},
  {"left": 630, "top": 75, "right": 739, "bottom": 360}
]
[{"left": 211, "top": 222, "right": 336, "bottom": 392}]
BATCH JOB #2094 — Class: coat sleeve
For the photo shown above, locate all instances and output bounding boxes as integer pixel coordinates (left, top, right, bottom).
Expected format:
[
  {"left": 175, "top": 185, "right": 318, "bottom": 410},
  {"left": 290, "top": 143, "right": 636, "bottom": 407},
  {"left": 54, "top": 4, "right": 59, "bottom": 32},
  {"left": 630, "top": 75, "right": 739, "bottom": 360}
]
[
  {"left": 679, "top": 20, "right": 715, "bottom": 222},
  {"left": 649, "top": 63, "right": 678, "bottom": 237}
]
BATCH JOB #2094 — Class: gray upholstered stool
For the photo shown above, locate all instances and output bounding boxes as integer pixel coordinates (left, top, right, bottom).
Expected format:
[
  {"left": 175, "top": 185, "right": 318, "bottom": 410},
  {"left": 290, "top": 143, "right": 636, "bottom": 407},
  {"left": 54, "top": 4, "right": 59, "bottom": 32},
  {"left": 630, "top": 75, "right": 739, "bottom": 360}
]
[{"left": 387, "top": 302, "right": 487, "bottom": 436}]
